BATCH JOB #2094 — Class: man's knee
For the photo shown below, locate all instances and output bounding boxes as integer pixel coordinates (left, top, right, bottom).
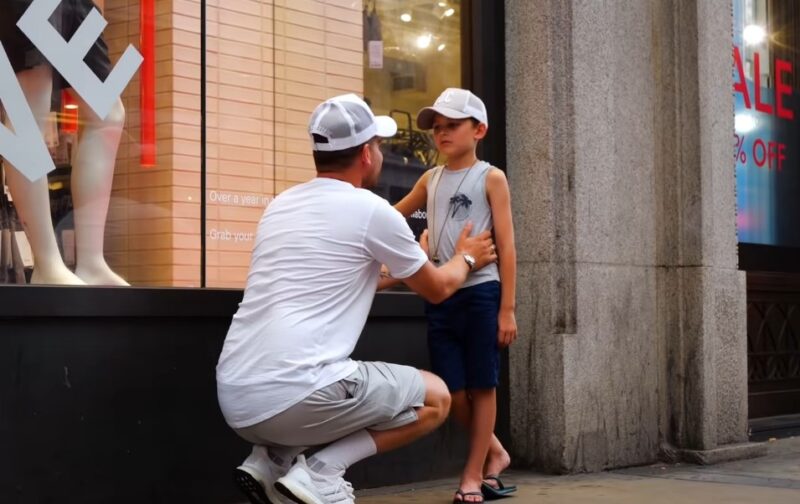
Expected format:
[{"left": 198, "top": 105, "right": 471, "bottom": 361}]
[{"left": 420, "top": 370, "right": 451, "bottom": 423}]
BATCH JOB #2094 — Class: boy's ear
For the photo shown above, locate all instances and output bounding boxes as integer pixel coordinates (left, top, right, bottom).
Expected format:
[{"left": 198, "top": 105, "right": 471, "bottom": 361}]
[{"left": 475, "top": 122, "right": 488, "bottom": 140}]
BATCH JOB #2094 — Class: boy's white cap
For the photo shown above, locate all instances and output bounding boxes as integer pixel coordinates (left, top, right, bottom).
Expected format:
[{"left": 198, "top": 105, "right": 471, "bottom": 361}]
[
  {"left": 308, "top": 94, "right": 397, "bottom": 151},
  {"left": 416, "top": 88, "right": 488, "bottom": 130}
]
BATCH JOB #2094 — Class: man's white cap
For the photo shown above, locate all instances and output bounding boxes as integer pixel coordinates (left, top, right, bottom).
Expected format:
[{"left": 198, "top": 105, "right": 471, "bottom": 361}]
[
  {"left": 308, "top": 94, "right": 397, "bottom": 151},
  {"left": 416, "top": 88, "right": 488, "bottom": 130}
]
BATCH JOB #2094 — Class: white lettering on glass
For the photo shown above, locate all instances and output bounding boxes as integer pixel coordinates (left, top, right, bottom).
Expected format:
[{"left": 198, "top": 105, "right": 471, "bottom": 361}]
[
  {"left": 17, "top": 0, "right": 143, "bottom": 119},
  {"left": 0, "top": 0, "right": 142, "bottom": 181},
  {"left": 0, "top": 44, "right": 56, "bottom": 181}
]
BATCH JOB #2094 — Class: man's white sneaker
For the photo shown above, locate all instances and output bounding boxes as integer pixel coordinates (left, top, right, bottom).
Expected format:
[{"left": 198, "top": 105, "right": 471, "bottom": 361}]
[
  {"left": 274, "top": 455, "right": 355, "bottom": 504},
  {"left": 233, "top": 446, "right": 294, "bottom": 504}
]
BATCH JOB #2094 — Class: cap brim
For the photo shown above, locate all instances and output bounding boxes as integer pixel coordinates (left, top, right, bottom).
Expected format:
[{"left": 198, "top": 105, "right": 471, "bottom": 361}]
[
  {"left": 374, "top": 115, "right": 397, "bottom": 138},
  {"left": 416, "top": 106, "right": 472, "bottom": 130}
]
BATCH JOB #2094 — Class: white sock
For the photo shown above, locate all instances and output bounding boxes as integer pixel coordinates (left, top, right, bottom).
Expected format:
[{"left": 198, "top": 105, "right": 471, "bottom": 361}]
[
  {"left": 307, "top": 430, "right": 377, "bottom": 476},
  {"left": 242, "top": 445, "right": 303, "bottom": 472},
  {"left": 269, "top": 445, "right": 305, "bottom": 467}
]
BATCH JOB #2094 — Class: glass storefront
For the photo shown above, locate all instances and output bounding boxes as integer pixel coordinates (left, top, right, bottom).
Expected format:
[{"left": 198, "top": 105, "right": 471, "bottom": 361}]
[
  {"left": 734, "top": 0, "right": 800, "bottom": 248},
  {"left": 0, "top": 0, "right": 464, "bottom": 288}
]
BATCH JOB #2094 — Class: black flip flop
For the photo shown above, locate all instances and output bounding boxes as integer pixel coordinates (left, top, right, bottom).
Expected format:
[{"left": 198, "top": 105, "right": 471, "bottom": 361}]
[
  {"left": 454, "top": 489, "right": 485, "bottom": 503},
  {"left": 233, "top": 467, "right": 272, "bottom": 504},
  {"left": 481, "top": 475, "right": 517, "bottom": 500}
]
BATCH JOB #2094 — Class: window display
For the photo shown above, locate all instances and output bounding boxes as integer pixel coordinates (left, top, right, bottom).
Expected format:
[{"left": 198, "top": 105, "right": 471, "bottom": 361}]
[
  {"left": 0, "top": 0, "right": 464, "bottom": 288},
  {"left": 734, "top": 0, "right": 800, "bottom": 248}
]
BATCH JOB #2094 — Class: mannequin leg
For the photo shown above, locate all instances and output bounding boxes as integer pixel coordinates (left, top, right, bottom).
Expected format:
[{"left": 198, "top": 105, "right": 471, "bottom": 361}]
[
  {"left": 69, "top": 91, "right": 128, "bottom": 286},
  {"left": 3, "top": 65, "right": 85, "bottom": 285}
]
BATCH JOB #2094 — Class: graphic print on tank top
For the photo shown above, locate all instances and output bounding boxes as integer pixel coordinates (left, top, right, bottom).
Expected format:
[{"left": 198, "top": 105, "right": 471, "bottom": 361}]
[{"left": 449, "top": 193, "right": 473, "bottom": 221}]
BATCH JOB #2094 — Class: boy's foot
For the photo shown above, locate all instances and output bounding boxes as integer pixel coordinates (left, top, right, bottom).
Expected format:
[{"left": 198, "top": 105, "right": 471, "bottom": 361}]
[
  {"left": 482, "top": 446, "right": 511, "bottom": 489},
  {"left": 480, "top": 476, "right": 517, "bottom": 500},
  {"left": 453, "top": 489, "right": 485, "bottom": 503},
  {"left": 275, "top": 455, "right": 355, "bottom": 504},
  {"left": 454, "top": 475, "right": 485, "bottom": 503},
  {"left": 481, "top": 446, "right": 516, "bottom": 499},
  {"left": 234, "top": 446, "right": 294, "bottom": 504}
]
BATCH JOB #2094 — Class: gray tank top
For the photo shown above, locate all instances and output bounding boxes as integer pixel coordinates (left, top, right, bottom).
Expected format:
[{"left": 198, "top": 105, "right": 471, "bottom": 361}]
[{"left": 426, "top": 160, "right": 499, "bottom": 288}]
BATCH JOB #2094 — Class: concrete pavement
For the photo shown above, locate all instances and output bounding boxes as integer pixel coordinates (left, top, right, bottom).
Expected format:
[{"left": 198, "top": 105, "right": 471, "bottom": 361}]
[{"left": 355, "top": 436, "right": 800, "bottom": 503}]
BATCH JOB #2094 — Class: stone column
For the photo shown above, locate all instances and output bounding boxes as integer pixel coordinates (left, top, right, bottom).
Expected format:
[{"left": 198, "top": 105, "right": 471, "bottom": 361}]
[{"left": 506, "top": 0, "right": 761, "bottom": 473}]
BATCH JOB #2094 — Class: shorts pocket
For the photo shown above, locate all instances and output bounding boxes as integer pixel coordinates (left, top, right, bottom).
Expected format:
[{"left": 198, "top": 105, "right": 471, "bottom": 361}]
[{"left": 341, "top": 370, "right": 365, "bottom": 400}]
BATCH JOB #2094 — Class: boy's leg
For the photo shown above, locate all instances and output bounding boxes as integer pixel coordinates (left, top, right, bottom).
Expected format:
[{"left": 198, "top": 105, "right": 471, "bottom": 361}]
[
  {"left": 453, "top": 281, "right": 510, "bottom": 501},
  {"left": 451, "top": 389, "right": 495, "bottom": 502},
  {"left": 450, "top": 390, "right": 511, "bottom": 479}
]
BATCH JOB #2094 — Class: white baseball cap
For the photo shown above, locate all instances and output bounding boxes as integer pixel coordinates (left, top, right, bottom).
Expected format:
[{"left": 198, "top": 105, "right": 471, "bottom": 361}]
[
  {"left": 416, "top": 88, "right": 489, "bottom": 130},
  {"left": 308, "top": 94, "right": 397, "bottom": 151}
]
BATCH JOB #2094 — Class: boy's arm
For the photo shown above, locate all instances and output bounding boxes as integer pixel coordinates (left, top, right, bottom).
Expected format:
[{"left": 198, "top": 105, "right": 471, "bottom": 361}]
[
  {"left": 393, "top": 169, "right": 432, "bottom": 217},
  {"left": 377, "top": 265, "right": 403, "bottom": 291},
  {"left": 487, "top": 168, "right": 518, "bottom": 348}
]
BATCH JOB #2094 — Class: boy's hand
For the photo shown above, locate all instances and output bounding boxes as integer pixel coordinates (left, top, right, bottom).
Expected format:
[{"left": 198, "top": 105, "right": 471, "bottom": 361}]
[
  {"left": 419, "top": 229, "right": 430, "bottom": 258},
  {"left": 455, "top": 221, "right": 497, "bottom": 269},
  {"left": 498, "top": 308, "right": 517, "bottom": 348}
]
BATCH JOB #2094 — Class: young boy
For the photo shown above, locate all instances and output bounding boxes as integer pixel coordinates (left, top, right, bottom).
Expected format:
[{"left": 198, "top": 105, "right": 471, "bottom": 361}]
[{"left": 394, "top": 88, "right": 518, "bottom": 503}]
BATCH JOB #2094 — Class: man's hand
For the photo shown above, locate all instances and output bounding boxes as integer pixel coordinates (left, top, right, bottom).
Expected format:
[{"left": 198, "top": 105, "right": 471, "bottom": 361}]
[
  {"left": 498, "top": 308, "right": 517, "bottom": 348},
  {"left": 454, "top": 222, "right": 497, "bottom": 270}
]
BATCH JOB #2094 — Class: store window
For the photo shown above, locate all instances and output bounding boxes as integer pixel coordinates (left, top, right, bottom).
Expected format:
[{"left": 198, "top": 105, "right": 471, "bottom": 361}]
[
  {"left": 0, "top": 0, "right": 201, "bottom": 287},
  {"left": 204, "top": 0, "right": 463, "bottom": 288},
  {"left": 0, "top": 0, "right": 464, "bottom": 289},
  {"left": 734, "top": 0, "right": 800, "bottom": 248}
]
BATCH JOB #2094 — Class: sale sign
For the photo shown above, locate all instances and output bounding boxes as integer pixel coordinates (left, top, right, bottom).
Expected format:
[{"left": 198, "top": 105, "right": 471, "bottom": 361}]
[{"left": 733, "top": 46, "right": 793, "bottom": 173}]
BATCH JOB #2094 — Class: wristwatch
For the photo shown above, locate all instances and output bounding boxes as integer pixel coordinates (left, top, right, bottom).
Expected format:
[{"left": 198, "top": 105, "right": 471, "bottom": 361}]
[{"left": 462, "top": 253, "right": 476, "bottom": 271}]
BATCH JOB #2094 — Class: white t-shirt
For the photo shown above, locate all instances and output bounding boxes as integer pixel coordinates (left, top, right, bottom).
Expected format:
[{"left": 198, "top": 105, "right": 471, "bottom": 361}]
[{"left": 216, "top": 178, "right": 429, "bottom": 428}]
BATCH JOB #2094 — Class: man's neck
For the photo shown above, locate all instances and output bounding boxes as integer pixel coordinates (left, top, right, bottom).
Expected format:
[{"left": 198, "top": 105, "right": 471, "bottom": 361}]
[{"left": 317, "top": 169, "right": 362, "bottom": 188}]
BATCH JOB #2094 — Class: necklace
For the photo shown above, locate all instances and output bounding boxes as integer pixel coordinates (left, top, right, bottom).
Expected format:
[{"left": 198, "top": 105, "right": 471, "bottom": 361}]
[{"left": 429, "top": 160, "right": 478, "bottom": 264}]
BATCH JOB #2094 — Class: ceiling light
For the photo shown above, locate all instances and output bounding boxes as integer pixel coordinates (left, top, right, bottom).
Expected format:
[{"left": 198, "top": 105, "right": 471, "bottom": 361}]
[
  {"left": 444, "top": 8, "right": 455, "bottom": 17},
  {"left": 743, "top": 25, "right": 767, "bottom": 45},
  {"left": 437, "top": 43, "right": 446, "bottom": 52},
  {"left": 400, "top": 13, "right": 412, "bottom": 22},
  {"left": 416, "top": 33, "right": 432, "bottom": 49},
  {"left": 65, "top": 104, "right": 79, "bottom": 110},
  {"left": 438, "top": 1, "right": 447, "bottom": 6}
]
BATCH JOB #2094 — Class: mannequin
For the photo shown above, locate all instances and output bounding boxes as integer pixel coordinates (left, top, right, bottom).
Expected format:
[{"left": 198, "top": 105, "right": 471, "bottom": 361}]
[{"left": 1, "top": 0, "right": 128, "bottom": 285}]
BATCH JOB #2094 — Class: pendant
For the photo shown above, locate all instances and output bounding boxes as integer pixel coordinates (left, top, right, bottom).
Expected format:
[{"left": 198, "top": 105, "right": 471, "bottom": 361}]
[{"left": 432, "top": 255, "right": 440, "bottom": 264}]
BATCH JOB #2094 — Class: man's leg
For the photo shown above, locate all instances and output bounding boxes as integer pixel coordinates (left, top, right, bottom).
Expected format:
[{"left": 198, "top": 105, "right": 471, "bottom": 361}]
[
  {"left": 304, "top": 370, "right": 450, "bottom": 475},
  {"left": 234, "top": 445, "right": 303, "bottom": 504},
  {"left": 369, "top": 370, "right": 451, "bottom": 452},
  {"left": 275, "top": 370, "right": 451, "bottom": 504}
]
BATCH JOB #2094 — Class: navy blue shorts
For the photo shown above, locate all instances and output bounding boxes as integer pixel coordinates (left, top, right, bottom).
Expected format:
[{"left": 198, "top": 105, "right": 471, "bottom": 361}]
[{"left": 425, "top": 280, "right": 500, "bottom": 392}]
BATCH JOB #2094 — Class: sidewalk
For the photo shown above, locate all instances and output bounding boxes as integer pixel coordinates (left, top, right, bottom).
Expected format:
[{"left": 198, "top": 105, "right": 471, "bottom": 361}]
[{"left": 356, "top": 436, "right": 800, "bottom": 503}]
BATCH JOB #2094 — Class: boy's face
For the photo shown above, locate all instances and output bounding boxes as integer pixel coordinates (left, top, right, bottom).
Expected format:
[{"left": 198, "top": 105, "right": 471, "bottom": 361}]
[{"left": 431, "top": 115, "right": 487, "bottom": 158}]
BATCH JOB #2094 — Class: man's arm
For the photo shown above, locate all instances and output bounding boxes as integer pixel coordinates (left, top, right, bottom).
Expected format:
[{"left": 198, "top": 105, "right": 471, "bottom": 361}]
[
  {"left": 487, "top": 168, "right": 517, "bottom": 348},
  {"left": 394, "top": 169, "right": 432, "bottom": 218},
  {"left": 402, "top": 223, "right": 496, "bottom": 304}
]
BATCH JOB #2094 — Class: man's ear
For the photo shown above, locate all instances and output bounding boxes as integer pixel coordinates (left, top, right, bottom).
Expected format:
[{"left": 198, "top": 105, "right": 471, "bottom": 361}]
[{"left": 360, "top": 143, "right": 372, "bottom": 166}]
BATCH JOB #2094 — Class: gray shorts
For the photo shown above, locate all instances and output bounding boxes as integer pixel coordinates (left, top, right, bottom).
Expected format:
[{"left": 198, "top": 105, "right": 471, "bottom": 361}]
[{"left": 235, "top": 361, "right": 426, "bottom": 447}]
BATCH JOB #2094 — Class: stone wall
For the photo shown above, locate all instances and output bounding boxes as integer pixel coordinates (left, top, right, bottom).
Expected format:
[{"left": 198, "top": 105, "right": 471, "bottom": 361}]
[{"left": 506, "top": 0, "right": 750, "bottom": 472}]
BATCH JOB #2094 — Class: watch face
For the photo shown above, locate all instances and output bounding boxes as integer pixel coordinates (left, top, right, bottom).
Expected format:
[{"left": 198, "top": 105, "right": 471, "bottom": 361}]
[{"left": 464, "top": 254, "right": 476, "bottom": 269}]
